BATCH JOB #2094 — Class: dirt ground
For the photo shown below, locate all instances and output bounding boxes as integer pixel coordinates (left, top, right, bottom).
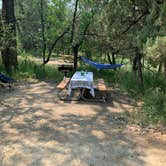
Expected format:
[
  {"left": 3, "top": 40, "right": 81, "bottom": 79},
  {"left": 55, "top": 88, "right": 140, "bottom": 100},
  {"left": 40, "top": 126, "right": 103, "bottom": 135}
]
[{"left": 0, "top": 80, "right": 166, "bottom": 166}]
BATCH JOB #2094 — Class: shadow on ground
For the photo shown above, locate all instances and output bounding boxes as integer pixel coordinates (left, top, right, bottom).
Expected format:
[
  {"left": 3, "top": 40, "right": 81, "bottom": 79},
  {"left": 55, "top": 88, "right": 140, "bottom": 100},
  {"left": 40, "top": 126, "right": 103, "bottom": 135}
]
[{"left": 0, "top": 81, "right": 165, "bottom": 166}]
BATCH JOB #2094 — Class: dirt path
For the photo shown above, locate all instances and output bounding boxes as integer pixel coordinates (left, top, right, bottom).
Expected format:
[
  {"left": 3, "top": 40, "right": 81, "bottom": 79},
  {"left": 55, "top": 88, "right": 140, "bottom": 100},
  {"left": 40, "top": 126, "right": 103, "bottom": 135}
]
[{"left": 0, "top": 81, "right": 166, "bottom": 166}]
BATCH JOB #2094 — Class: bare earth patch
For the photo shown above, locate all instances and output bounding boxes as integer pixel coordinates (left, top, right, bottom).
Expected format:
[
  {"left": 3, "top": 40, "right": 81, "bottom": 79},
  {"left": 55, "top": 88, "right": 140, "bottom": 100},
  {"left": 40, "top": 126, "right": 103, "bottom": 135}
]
[
  {"left": 0, "top": 81, "right": 166, "bottom": 166},
  {"left": 34, "top": 55, "right": 73, "bottom": 66}
]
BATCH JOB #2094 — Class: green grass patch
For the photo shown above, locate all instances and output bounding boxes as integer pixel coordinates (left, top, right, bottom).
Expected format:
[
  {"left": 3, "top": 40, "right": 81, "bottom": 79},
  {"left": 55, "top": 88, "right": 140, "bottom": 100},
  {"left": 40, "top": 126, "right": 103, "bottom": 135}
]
[
  {"left": 0, "top": 55, "right": 63, "bottom": 81},
  {"left": 17, "top": 58, "right": 63, "bottom": 81}
]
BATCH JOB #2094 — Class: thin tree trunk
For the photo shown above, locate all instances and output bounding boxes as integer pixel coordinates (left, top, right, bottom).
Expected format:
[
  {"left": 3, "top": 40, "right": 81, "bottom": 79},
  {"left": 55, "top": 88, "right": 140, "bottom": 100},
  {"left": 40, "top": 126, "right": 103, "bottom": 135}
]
[
  {"left": 164, "top": 58, "right": 166, "bottom": 79},
  {"left": 112, "top": 52, "right": 116, "bottom": 71},
  {"left": 70, "top": 0, "right": 79, "bottom": 44},
  {"left": 70, "top": 0, "right": 79, "bottom": 70},
  {"left": 112, "top": 52, "right": 116, "bottom": 64},
  {"left": 71, "top": 19, "right": 92, "bottom": 71},
  {"left": 40, "top": 1, "right": 70, "bottom": 65},
  {"left": 40, "top": 0, "right": 47, "bottom": 65},
  {"left": 43, "top": 27, "right": 69, "bottom": 64},
  {"left": 107, "top": 52, "right": 112, "bottom": 64},
  {"left": 137, "top": 52, "right": 144, "bottom": 87},
  {"left": 132, "top": 55, "right": 138, "bottom": 76},
  {"left": 104, "top": 53, "right": 107, "bottom": 63},
  {"left": 73, "top": 44, "right": 79, "bottom": 71},
  {"left": 120, "top": 56, "right": 125, "bottom": 64},
  {"left": 142, "top": 56, "right": 144, "bottom": 70},
  {"left": 133, "top": 48, "right": 144, "bottom": 87},
  {"left": 70, "top": 0, "right": 94, "bottom": 71},
  {"left": 158, "top": 61, "right": 162, "bottom": 73}
]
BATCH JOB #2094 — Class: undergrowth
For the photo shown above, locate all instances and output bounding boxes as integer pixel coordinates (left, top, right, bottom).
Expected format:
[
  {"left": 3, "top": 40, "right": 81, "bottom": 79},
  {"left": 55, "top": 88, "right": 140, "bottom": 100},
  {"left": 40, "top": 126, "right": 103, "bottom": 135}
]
[{"left": 0, "top": 55, "right": 63, "bottom": 81}]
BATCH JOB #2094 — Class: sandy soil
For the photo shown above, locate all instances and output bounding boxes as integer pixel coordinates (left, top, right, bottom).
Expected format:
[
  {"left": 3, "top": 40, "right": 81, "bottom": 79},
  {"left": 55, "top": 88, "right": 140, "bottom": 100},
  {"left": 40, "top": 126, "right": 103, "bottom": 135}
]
[
  {"left": 0, "top": 80, "right": 166, "bottom": 166},
  {"left": 34, "top": 55, "right": 73, "bottom": 66}
]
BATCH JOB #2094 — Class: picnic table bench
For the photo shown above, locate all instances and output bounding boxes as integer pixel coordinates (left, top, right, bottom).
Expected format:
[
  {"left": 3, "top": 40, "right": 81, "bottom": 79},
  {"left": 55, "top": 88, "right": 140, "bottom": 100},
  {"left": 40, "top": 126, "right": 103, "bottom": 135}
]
[
  {"left": 96, "top": 78, "right": 108, "bottom": 102},
  {"left": 57, "top": 77, "right": 71, "bottom": 100},
  {"left": 57, "top": 77, "right": 70, "bottom": 90},
  {"left": 97, "top": 78, "right": 107, "bottom": 91}
]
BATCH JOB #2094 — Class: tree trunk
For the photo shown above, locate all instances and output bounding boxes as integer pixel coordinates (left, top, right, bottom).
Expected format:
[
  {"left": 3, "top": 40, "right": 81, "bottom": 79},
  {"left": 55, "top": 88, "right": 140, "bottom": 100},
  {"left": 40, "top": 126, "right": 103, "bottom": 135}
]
[
  {"left": 112, "top": 52, "right": 116, "bottom": 71},
  {"left": 120, "top": 56, "right": 125, "bottom": 64},
  {"left": 43, "top": 27, "right": 69, "bottom": 65},
  {"left": 70, "top": 0, "right": 79, "bottom": 44},
  {"left": 164, "top": 58, "right": 166, "bottom": 79},
  {"left": 107, "top": 52, "right": 112, "bottom": 64},
  {"left": 40, "top": 0, "right": 47, "bottom": 65},
  {"left": 133, "top": 48, "right": 144, "bottom": 87},
  {"left": 1, "top": 0, "right": 18, "bottom": 73},
  {"left": 73, "top": 44, "right": 79, "bottom": 71},
  {"left": 142, "top": 56, "right": 144, "bottom": 70},
  {"left": 158, "top": 61, "right": 162, "bottom": 73},
  {"left": 132, "top": 55, "right": 138, "bottom": 76},
  {"left": 112, "top": 52, "right": 116, "bottom": 64},
  {"left": 137, "top": 52, "right": 144, "bottom": 87},
  {"left": 70, "top": 0, "right": 94, "bottom": 71}
]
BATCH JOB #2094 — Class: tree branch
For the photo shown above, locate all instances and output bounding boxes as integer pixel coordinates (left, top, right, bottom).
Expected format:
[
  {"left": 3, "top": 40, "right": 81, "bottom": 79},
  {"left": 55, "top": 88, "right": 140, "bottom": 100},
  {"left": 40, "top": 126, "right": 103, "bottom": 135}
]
[
  {"left": 43, "top": 27, "right": 70, "bottom": 64},
  {"left": 121, "top": 12, "right": 147, "bottom": 34}
]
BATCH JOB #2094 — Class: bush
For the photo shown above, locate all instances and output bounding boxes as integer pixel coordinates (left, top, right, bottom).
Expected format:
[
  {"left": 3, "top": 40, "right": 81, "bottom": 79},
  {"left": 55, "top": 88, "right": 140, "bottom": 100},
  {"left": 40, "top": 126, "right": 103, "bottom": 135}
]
[{"left": 143, "top": 88, "right": 166, "bottom": 124}]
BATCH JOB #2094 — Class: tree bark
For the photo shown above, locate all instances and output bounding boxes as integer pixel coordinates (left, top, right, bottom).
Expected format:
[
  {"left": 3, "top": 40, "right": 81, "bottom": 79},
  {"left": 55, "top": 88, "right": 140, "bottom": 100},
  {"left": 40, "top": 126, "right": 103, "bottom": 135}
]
[
  {"left": 164, "top": 58, "right": 166, "bottom": 79},
  {"left": 107, "top": 52, "right": 112, "bottom": 64},
  {"left": 132, "top": 55, "right": 138, "bottom": 76},
  {"left": 71, "top": 19, "right": 91, "bottom": 71},
  {"left": 70, "top": 0, "right": 79, "bottom": 44},
  {"left": 158, "top": 61, "right": 162, "bottom": 73},
  {"left": 132, "top": 48, "right": 144, "bottom": 87},
  {"left": 1, "top": 0, "right": 18, "bottom": 73},
  {"left": 70, "top": 0, "right": 82, "bottom": 70},
  {"left": 112, "top": 52, "right": 116, "bottom": 71},
  {"left": 40, "top": 0, "right": 47, "bottom": 65},
  {"left": 120, "top": 56, "right": 125, "bottom": 64},
  {"left": 112, "top": 52, "right": 116, "bottom": 64},
  {"left": 70, "top": 0, "right": 95, "bottom": 71},
  {"left": 43, "top": 27, "right": 69, "bottom": 65},
  {"left": 137, "top": 52, "right": 144, "bottom": 87},
  {"left": 73, "top": 44, "right": 79, "bottom": 71}
]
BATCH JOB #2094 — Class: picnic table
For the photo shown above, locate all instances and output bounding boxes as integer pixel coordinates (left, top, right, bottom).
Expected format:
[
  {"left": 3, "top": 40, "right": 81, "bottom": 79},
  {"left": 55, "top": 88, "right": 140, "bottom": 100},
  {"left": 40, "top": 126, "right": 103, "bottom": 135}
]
[
  {"left": 67, "top": 71, "right": 95, "bottom": 97},
  {"left": 57, "top": 71, "right": 108, "bottom": 102}
]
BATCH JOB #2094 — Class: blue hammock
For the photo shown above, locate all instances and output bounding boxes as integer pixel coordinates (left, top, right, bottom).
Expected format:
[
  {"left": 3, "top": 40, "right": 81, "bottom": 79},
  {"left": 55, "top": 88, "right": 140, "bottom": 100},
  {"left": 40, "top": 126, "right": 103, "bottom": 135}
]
[{"left": 81, "top": 56, "right": 123, "bottom": 69}]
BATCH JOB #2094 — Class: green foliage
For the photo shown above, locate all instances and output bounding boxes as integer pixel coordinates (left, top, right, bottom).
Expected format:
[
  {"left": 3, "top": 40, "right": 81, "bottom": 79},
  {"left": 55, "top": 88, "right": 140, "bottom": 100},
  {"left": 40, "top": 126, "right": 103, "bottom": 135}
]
[
  {"left": 143, "top": 88, "right": 166, "bottom": 124},
  {"left": 0, "top": 22, "right": 16, "bottom": 50},
  {"left": 15, "top": 0, "right": 42, "bottom": 51},
  {"left": 142, "top": 72, "right": 166, "bottom": 124},
  {"left": 145, "top": 36, "right": 166, "bottom": 67}
]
